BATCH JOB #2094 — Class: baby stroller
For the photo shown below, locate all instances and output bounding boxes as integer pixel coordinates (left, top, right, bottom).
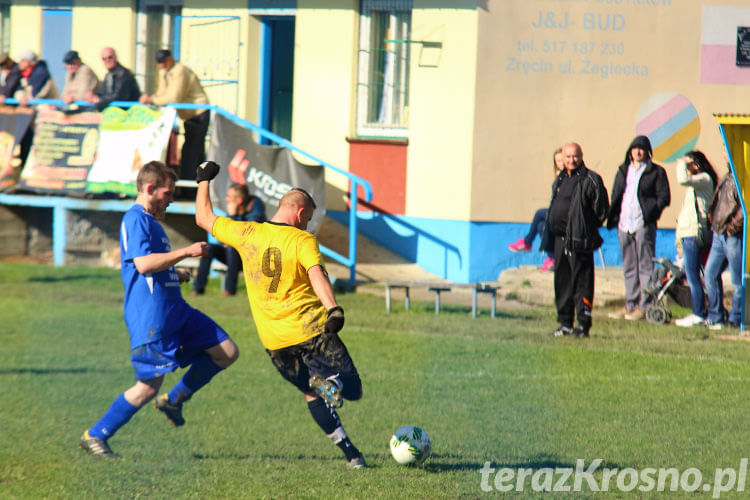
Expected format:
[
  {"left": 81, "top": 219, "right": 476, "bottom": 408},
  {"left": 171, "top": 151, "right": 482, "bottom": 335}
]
[{"left": 643, "top": 257, "right": 692, "bottom": 324}]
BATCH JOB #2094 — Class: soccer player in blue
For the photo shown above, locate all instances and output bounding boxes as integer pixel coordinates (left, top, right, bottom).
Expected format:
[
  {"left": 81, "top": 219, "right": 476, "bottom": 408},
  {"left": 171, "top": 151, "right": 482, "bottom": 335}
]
[{"left": 79, "top": 160, "right": 239, "bottom": 458}]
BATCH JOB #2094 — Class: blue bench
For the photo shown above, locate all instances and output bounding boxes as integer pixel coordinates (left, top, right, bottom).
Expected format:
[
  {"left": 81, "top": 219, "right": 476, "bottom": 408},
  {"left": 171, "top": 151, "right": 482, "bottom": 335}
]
[{"left": 385, "top": 280, "right": 501, "bottom": 318}]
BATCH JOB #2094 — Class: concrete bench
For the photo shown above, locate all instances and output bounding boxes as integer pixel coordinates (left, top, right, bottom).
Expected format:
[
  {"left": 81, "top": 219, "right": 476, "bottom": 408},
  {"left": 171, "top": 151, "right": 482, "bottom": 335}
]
[{"left": 384, "top": 280, "right": 501, "bottom": 318}]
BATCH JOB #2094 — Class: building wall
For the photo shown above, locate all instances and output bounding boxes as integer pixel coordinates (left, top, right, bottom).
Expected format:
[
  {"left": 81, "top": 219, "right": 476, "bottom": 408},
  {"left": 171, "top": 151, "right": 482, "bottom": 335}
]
[
  {"left": 9, "top": 4, "right": 42, "bottom": 54},
  {"left": 292, "top": 0, "right": 359, "bottom": 212},
  {"left": 72, "top": 2, "right": 135, "bottom": 76},
  {"left": 472, "top": 0, "right": 747, "bottom": 226},
  {"left": 406, "top": 2, "right": 478, "bottom": 221}
]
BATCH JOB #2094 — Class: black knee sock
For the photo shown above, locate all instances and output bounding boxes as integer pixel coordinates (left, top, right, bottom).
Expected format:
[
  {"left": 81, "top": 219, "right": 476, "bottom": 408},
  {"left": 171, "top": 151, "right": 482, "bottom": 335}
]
[{"left": 307, "top": 398, "right": 360, "bottom": 460}]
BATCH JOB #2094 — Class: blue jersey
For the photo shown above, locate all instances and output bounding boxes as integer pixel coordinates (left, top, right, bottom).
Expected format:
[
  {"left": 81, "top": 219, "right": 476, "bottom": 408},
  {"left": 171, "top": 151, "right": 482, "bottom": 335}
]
[{"left": 120, "top": 204, "right": 191, "bottom": 349}]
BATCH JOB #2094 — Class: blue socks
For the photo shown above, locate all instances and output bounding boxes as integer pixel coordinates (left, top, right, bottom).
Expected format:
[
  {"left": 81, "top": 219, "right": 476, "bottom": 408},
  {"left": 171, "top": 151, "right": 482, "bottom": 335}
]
[
  {"left": 89, "top": 394, "right": 139, "bottom": 440},
  {"left": 167, "top": 353, "right": 223, "bottom": 406},
  {"left": 88, "top": 355, "right": 223, "bottom": 441}
]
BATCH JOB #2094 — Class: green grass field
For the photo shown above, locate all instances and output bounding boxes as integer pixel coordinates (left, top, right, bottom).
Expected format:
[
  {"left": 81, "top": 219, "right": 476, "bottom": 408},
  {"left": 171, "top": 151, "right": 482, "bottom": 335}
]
[{"left": 3, "top": 261, "right": 750, "bottom": 499}]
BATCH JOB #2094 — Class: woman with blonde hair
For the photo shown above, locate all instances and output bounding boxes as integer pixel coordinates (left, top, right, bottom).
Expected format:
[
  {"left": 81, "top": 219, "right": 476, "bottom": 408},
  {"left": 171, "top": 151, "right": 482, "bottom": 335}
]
[{"left": 508, "top": 147, "right": 564, "bottom": 272}]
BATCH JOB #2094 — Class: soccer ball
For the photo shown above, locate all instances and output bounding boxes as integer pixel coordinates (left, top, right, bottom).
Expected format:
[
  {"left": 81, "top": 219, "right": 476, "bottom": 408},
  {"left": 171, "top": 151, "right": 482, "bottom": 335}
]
[{"left": 389, "top": 425, "right": 431, "bottom": 465}]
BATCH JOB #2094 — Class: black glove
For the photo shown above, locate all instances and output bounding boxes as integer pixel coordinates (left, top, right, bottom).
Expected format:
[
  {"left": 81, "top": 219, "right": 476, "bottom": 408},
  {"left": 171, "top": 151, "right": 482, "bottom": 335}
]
[
  {"left": 324, "top": 306, "right": 345, "bottom": 334},
  {"left": 196, "top": 161, "right": 220, "bottom": 183}
]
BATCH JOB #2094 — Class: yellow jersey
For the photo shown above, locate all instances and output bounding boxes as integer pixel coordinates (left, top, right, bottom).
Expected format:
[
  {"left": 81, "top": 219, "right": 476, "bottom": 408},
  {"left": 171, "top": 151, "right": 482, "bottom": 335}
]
[{"left": 212, "top": 217, "right": 327, "bottom": 350}]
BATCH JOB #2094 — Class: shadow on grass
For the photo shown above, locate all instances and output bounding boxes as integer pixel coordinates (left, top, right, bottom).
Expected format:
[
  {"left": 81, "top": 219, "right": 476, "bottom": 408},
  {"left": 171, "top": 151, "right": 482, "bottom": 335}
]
[
  {"left": 28, "top": 274, "right": 112, "bottom": 283},
  {"left": 190, "top": 452, "right": 380, "bottom": 467},
  {"left": 425, "top": 455, "right": 623, "bottom": 473},
  {"left": 0, "top": 367, "right": 109, "bottom": 375}
]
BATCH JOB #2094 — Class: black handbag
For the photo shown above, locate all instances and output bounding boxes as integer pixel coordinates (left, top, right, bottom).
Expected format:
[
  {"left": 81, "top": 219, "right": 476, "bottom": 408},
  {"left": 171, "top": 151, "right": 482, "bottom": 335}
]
[{"left": 694, "top": 194, "right": 713, "bottom": 251}]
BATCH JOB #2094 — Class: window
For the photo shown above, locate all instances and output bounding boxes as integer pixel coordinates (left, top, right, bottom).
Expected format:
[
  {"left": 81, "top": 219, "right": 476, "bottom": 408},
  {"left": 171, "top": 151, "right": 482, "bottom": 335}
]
[
  {"left": 135, "top": 0, "right": 182, "bottom": 95},
  {"left": 356, "top": 0, "right": 411, "bottom": 138}
]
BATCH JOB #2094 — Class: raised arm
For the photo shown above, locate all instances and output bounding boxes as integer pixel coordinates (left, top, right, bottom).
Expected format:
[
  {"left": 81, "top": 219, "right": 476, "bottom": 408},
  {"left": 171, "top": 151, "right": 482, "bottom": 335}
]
[{"left": 195, "top": 161, "right": 221, "bottom": 232}]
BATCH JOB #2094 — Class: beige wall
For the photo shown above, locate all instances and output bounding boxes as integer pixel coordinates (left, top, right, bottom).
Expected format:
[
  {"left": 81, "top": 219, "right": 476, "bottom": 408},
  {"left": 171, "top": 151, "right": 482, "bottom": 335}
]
[
  {"left": 472, "top": 0, "right": 749, "bottom": 227},
  {"left": 292, "top": 0, "right": 358, "bottom": 211},
  {"left": 407, "top": 3, "right": 478, "bottom": 220},
  {"left": 9, "top": 4, "right": 42, "bottom": 56},
  {"left": 72, "top": 2, "right": 136, "bottom": 77}
]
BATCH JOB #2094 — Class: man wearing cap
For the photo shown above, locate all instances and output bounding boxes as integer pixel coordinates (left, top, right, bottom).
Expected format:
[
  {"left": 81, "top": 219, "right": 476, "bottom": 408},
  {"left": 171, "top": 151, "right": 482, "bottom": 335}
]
[
  {"left": 0, "top": 52, "right": 21, "bottom": 104},
  {"left": 85, "top": 47, "right": 140, "bottom": 111},
  {"left": 14, "top": 50, "right": 58, "bottom": 105},
  {"left": 139, "top": 49, "right": 209, "bottom": 180},
  {"left": 61, "top": 50, "right": 100, "bottom": 105},
  {"left": 607, "top": 135, "right": 671, "bottom": 321}
]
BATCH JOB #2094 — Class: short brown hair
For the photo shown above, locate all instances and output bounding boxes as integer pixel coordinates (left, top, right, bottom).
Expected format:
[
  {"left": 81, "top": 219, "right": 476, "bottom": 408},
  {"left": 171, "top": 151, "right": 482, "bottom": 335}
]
[
  {"left": 136, "top": 161, "right": 177, "bottom": 192},
  {"left": 228, "top": 182, "right": 250, "bottom": 204}
]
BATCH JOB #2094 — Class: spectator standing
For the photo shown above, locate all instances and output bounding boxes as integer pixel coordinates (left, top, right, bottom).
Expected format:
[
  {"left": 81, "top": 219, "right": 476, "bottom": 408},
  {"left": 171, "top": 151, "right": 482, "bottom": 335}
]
[
  {"left": 140, "top": 49, "right": 209, "bottom": 180},
  {"left": 192, "top": 183, "right": 266, "bottom": 297},
  {"left": 0, "top": 52, "right": 21, "bottom": 104},
  {"left": 607, "top": 135, "right": 671, "bottom": 321},
  {"left": 674, "top": 151, "right": 717, "bottom": 327},
  {"left": 61, "top": 50, "right": 100, "bottom": 105},
  {"left": 548, "top": 143, "right": 609, "bottom": 338},
  {"left": 704, "top": 164, "right": 744, "bottom": 330},
  {"left": 85, "top": 47, "right": 141, "bottom": 110}
]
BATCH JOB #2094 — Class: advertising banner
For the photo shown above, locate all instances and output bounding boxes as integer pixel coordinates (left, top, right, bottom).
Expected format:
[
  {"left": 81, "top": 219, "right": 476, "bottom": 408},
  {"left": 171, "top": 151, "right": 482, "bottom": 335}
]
[
  {"left": 207, "top": 113, "right": 326, "bottom": 233},
  {"left": 86, "top": 106, "right": 176, "bottom": 196},
  {"left": 0, "top": 106, "right": 34, "bottom": 191},
  {"left": 17, "top": 107, "right": 101, "bottom": 195}
]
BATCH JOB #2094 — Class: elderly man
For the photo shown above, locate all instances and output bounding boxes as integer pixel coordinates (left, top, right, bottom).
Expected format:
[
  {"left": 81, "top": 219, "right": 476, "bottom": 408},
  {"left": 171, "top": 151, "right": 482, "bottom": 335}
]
[
  {"left": 61, "top": 50, "right": 100, "bottom": 105},
  {"left": 547, "top": 143, "right": 609, "bottom": 338},
  {"left": 14, "top": 50, "right": 58, "bottom": 104},
  {"left": 85, "top": 47, "right": 141, "bottom": 110},
  {"left": 140, "top": 49, "right": 209, "bottom": 180}
]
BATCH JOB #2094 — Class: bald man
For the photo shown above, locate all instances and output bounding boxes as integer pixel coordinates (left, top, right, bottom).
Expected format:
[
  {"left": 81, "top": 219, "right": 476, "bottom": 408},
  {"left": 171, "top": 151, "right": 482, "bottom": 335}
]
[
  {"left": 546, "top": 143, "right": 609, "bottom": 338},
  {"left": 86, "top": 47, "right": 140, "bottom": 110},
  {"left": 194, "top": 161, "right": 366, "bottom": 468}
]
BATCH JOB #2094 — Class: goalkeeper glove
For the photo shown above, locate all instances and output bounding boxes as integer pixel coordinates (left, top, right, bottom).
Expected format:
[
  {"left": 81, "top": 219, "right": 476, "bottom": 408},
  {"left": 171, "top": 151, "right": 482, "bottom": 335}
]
[
  {"left": 325, "top": 306, "right": 345, "bottom": 334},
  {"left": 196, "top": 161, "right": 220, "bottom": 183}
]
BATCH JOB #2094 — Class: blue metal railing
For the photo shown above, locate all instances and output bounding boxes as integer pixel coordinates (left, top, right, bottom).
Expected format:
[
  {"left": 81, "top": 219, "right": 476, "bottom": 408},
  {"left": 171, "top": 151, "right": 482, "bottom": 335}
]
[{"left": 1, "top": 97, "right": 373, "bottom": 281}]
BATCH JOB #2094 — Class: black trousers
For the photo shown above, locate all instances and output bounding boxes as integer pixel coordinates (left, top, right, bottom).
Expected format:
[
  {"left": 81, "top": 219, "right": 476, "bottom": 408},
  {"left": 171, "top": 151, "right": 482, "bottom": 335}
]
[
  {"left": 553, "top": 236, "right": 595, "bottom": 330},
  {"left": 180, "top": 110, "right": 210, "bottom": 180}
]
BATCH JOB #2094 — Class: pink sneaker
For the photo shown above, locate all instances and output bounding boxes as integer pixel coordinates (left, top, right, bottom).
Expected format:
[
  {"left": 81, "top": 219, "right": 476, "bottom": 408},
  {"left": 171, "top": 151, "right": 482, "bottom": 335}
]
[
  {"left": 508, "top": 238, "right": 531, "bottom": 252},
  {"left": 540, "top": 257, "right": 555, "bottom": 272}
]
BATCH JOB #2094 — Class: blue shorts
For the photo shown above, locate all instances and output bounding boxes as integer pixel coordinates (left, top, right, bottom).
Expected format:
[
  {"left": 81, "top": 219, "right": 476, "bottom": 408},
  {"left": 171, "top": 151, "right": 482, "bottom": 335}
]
[{"left": 130, "top": 308, "right": 229, "bottom": 381}]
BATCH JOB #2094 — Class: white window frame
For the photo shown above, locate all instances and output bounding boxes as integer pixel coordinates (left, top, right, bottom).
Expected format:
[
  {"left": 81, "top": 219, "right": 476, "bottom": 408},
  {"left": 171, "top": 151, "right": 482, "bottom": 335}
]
[
  {"left": 135, "top": 0, "right": 182, "bottom": 95},
  {"left": 356, "top": 0, "right": 412, "bottom": 138}
]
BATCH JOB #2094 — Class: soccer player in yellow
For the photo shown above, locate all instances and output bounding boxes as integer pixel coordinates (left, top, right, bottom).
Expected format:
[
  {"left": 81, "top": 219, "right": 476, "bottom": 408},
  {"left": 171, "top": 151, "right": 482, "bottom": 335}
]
[{"left": 194, "top": 161, "right": 365, "bottom": 468}]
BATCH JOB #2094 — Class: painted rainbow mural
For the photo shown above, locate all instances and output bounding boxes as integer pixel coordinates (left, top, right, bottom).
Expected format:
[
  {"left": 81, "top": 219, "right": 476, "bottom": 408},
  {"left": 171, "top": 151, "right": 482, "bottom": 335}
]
[{"left": 634, "top": 92, "right": 700, "bottom": 163}]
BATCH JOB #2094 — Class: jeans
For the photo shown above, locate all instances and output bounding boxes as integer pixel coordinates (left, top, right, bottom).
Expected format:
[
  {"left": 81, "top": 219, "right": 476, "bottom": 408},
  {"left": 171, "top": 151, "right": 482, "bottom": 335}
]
[
  {"left": 704, "top": 232, "right": 744, "bottom": 324},
  {"left": 681, "top": 237, "right": 706, "bottom": 318}
]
